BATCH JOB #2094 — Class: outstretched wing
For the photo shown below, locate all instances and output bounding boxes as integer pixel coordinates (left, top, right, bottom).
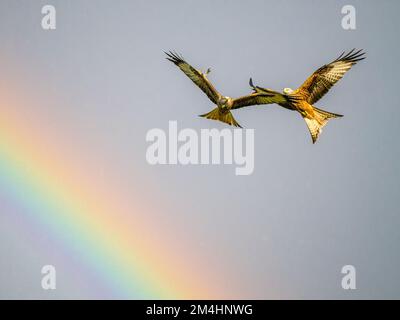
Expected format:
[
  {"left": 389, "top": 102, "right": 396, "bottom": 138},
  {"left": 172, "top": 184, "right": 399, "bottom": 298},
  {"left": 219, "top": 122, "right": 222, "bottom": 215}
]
[
  {"left": 231, "top": 78, "right": 298, "bottom": 109},
  {"left": 297, "top": 49, "right": 366, "bottom": 104},
  {"left": 231, "top": 92, "right": 293, "bottom": 109},
  {"left": 165, "top": 51, "right": 220, "bottom": 104}
]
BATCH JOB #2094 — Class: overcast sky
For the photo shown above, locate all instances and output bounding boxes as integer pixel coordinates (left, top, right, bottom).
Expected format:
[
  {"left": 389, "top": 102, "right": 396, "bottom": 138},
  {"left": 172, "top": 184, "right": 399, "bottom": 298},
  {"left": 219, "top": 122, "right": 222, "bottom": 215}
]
[{"left": 0, "top": 0, "right": 399, "bottom": 299}]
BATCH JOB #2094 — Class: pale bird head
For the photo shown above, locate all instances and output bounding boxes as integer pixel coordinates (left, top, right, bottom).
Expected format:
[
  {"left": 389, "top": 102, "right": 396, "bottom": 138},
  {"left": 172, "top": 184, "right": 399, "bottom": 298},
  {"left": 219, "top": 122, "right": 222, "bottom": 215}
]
[
  {"left": 219, "top": 96, "right": 229, "bottom": 104},
  {"left": 283, "top": 88, "right": 294, "bottom": 94}
]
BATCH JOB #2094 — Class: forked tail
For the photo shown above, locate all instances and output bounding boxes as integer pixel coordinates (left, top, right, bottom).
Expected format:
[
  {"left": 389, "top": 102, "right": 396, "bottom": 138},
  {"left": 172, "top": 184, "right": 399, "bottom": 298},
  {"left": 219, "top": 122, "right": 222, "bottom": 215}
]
[
  {"left": 304, "top": 106, "right": 343, "bottom": 143},
  {"left": 199, "top": 107, "right": 242, "bottom": 128}
]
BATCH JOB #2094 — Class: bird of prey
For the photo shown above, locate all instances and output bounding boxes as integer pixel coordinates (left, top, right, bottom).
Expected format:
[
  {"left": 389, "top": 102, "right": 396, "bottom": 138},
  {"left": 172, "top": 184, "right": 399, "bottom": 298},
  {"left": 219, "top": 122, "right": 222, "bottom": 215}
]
[
  {"left": 250, "top": 49, "right": 365, "bottom": 143},
  {"left": 165, "top": 51, "right": 298, "bottom": 128}
]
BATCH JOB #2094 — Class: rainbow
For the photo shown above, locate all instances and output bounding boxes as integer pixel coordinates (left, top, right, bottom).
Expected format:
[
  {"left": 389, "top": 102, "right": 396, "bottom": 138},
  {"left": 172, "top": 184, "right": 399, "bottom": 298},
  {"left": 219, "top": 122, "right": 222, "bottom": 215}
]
[{"left": 0, "top": 69, "right": 228, "bottom": 299}]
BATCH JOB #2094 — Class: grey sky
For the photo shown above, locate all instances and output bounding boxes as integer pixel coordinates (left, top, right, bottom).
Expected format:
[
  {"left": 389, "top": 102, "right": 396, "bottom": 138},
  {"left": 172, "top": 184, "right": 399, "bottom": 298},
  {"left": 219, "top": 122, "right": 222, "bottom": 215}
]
[{"left": 0, "top": 0, "right": 399, "bottom": 299}]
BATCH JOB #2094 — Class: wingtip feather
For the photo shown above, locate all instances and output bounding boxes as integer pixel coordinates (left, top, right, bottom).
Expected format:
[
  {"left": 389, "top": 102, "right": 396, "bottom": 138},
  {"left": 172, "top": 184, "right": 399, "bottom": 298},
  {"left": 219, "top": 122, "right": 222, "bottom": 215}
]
[{"left": 164, "top": 50, "right": 185, "bottom": 65}]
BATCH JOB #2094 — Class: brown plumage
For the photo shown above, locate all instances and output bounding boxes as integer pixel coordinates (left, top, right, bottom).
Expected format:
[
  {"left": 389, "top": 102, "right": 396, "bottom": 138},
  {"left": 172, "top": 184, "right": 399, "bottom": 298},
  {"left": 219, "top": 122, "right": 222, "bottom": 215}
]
[
  {"left": 165, "top": 51, "right": 297, "bottom": 128},
  {"left": 296, "top": 49, "right": 366, "bottom": 104},
  {"left": 251, "top": 49, "right": 366, "bottom": 143}
]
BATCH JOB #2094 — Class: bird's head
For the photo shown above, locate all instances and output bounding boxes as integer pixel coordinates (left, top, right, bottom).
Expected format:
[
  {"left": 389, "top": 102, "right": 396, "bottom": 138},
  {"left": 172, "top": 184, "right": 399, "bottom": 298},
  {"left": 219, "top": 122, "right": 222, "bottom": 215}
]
[
  {"left": 219, "top": 97, "right": 228, "bottom": 105},
  {"left": 218, "top": 96, "right": 233, "bottom": 109},
  {"left": 283, "top": 88, "right": 294, "bottom": 95}
]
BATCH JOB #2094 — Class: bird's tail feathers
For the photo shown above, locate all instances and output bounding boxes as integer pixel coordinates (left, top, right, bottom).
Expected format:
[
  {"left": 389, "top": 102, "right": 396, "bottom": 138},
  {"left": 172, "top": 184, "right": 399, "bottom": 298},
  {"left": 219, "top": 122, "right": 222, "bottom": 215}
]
[
  {"left": 304, "top": 106, "right": 343, "bottom": 143},
  {"left": 199, "top": 107, "right": 242, "bottom": 128}
]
